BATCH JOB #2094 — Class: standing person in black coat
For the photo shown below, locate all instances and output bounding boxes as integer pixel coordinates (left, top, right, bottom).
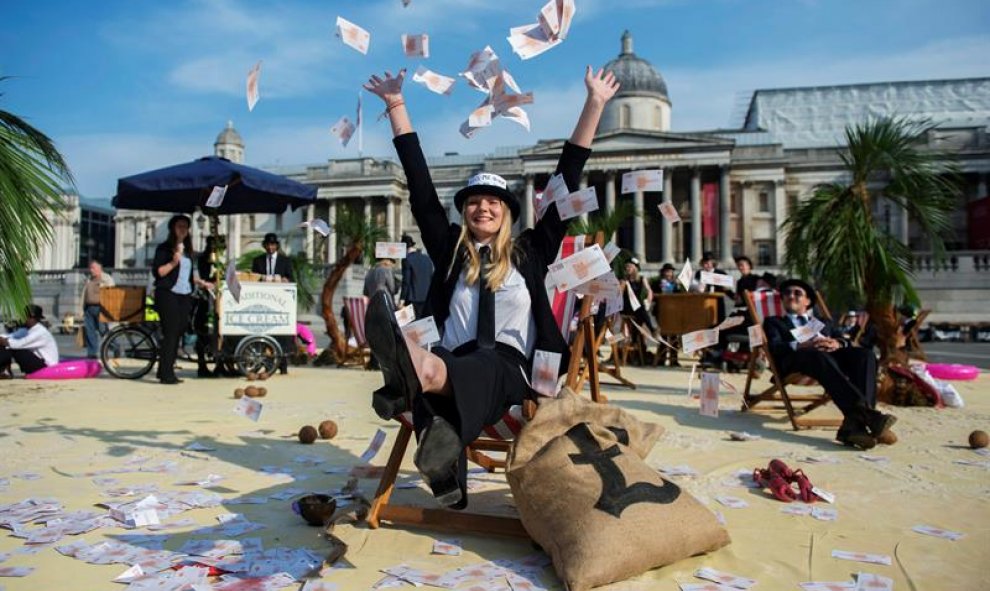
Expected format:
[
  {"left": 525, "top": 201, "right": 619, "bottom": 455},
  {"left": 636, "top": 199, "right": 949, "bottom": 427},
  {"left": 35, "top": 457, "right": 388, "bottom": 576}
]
[
  {"left": 399, "top": 234, "right": 434, "bottom": 318},
  {"left": 763, "top": 278, "right": 897, "bottom": 450},
  {"left": 251, "top": 233, "right": 293, "bottom": 282},
  {"left": 362, "top": 66, "right": 619, "bottom": 508},
  {"left": 152, "top": 215, "right": 212, "bottom": 384}
]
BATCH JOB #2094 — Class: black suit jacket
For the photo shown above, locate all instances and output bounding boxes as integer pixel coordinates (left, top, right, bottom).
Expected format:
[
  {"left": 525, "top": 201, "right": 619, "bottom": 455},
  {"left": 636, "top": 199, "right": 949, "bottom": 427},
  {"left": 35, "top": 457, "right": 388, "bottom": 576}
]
[
  {"left": 400, "top": 249, "right": 434, "bottom": 304},
  {"left": 393, "top": 132, "right": 590, "bottom": 376},
  {"left": 251, "top": 253, "right": 293, "bottom": 281},
  {"left": 152, "top": 242, "right": 194, "bottom": 291},
  {"left": 763, "top": 313, "right": 850, "bottom": 372}
]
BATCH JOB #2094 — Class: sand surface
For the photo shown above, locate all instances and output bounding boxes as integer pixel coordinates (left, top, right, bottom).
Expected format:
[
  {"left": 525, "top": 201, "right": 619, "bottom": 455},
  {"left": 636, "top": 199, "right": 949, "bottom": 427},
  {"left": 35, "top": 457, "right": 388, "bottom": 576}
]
[{"left": 0, "top": 363, "right": 987, "bottom": 590}]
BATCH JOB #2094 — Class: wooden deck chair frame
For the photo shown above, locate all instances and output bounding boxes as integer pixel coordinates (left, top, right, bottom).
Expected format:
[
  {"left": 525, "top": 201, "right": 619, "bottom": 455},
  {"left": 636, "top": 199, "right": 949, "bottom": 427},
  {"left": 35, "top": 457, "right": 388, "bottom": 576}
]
[
  {"left": 573, "top": 312, "right": 635, "bottom": 391},
  {"left": 904, "top": 309, "right": 930, "bottom": 361},
  {"left": 837, "top": 311, "right": 871, "bottom": 347},
  {"left": 340, "top": 296, "right": 372, "bottom": 368},
  {"left": 367, "top": 233, "right": 608, "bottom": 538},
  {"left": 741, "top": 288, "right": 843, "bottom": 431}
]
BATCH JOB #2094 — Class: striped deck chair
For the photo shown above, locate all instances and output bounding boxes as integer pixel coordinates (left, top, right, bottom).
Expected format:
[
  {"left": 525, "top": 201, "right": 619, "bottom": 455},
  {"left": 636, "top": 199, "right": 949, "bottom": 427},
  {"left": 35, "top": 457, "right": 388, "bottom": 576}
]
[
  {"left": 367, "top": 233, "right": 608, "bottom": 538},
  {"left": 741, "top": 288, "right": 843, "bottom": 431},
  {"left": 341, "top": 296, "right": 372, "bottom": 368}
]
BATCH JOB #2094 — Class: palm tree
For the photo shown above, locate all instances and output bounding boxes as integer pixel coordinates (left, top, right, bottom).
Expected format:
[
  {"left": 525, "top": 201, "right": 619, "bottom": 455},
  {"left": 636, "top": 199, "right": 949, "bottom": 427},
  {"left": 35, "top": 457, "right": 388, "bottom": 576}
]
[
  {"left": 0, "top": 78, "right": 73, "bottom": 318},
  {"left": 782, "top": 117, "right": 961, "bottom": 364},
  {"left": 317, "top": 206, "right": 386, "bottom": 364}
]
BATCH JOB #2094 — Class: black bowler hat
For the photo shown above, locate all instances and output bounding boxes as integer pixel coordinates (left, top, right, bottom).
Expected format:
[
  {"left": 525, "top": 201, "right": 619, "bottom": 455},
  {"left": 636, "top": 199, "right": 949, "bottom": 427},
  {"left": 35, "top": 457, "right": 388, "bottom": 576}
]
[
  {"left": 400, "top": 234, "right": 415, "bottom": 248},
  {"left": 262, "top": 233, "right": 280, "bottom": 245},
  {"left": 778, "top": 278, "right": 817, "bottom": 304},
  {"left": 25, "top": 304, "right": 45, "bottom": 320},
  {"left": 661, "top": 263, "right": 675, "bottom": 272},
  {"left": 453, "top": 172, "right": 520, "bottom": 221}
]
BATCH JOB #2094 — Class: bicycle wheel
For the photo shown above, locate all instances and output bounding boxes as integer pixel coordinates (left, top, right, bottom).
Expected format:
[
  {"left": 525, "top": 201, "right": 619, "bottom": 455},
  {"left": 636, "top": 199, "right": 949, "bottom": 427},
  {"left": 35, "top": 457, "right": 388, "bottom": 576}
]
[
  {"left": 233, "top": 335, "right": 281, "bottom": 376},
  {"left": 101, "top": 325, "right": 158, "bottom": 379}
]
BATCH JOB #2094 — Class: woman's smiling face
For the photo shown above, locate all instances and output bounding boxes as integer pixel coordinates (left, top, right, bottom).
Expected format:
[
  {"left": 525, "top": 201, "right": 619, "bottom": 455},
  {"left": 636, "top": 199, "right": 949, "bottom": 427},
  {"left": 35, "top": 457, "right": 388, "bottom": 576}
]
[{"left": 464, "top": 194, "right": 504, "bottom": 243}]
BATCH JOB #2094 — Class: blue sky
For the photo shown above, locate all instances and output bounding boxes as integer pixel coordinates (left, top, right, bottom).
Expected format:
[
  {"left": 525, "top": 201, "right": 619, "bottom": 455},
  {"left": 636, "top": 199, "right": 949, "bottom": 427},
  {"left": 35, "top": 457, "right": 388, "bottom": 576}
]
[{"left": 3, "top": 0, "right": 988, "bottom": 200}]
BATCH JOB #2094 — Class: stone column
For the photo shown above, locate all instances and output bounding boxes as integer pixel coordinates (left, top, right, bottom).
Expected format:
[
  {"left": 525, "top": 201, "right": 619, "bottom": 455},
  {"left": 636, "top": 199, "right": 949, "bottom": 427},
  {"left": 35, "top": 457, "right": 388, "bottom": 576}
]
[
  {"left": 661, "top": 168, "right": 673, "bottom": 262},
  {"left": 773, "top": 180, "right": 786, "bottom": 265},
  {"left": 364, "top": 199, "right": 372, "bottom": 225},
  {"left": 327, "top": 202, "right": 337, "bottom": 263},
  {"left": 605, "top": 171, "right": 616, "bottom": 244},
  {"left": 231, "top": 214, "right": 242, "bottom": 259},
  {"left": 899, "top": 207, "right": 910, "bottom": 246},
  {"left": 690, "top": 168, "right": 702, "bottom": 261},
  {"left": 719, "top": 166, "right": 732, "bottom": 264},
  {"left": 386, "top": 198, "right": 396, "bottom": 241},
  {"left": 633, "top": 185, "right": 646, "bottom": 262},
  {"left": 524, "top": 175, "right": 535, "bottom": 229},
  {"left": 305, "top": 205, "right": 314, "bottom": 261}
]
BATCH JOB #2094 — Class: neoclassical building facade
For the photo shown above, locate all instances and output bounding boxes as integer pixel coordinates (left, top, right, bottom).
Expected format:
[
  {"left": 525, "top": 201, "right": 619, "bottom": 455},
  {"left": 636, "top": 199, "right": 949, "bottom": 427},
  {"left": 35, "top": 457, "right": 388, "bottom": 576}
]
[{"left": 114, "top": 32, "right": 990, "bottom": 273}]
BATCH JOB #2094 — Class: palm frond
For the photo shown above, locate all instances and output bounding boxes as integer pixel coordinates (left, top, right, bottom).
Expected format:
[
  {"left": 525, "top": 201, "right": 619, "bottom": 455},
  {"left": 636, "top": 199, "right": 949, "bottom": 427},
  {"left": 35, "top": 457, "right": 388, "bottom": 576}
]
[
  {"left": 567, "top": 200, "right": 636, "bottom": 240},
  {"left": 0, "top": 78, "right": 75, "bottom": 317}
]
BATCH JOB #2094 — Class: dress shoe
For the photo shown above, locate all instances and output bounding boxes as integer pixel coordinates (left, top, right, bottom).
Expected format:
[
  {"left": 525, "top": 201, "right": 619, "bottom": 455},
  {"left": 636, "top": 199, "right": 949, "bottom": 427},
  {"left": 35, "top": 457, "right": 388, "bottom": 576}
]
[
  {"left": 836, "top": 426, "right": 876, "bottom": 450},
  {"left": 868, "top": 412, "right": 897, "bottom": 439},
  {"left": 160, "top": 377, "right": 184, "bottom": 385},
  {"left": 366, "top": 291, "right": 420, "bottom": 420},
  {"left": 414, "top": 416, "right": 464, "bottom": 507},
  {"left": 197, "top": 367, "right": 216, "bottom": 378}
]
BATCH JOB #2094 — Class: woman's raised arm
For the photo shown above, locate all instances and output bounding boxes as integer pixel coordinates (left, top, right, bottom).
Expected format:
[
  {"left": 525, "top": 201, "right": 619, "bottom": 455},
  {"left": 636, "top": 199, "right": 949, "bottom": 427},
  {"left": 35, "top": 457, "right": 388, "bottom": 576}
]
[
  {"left": 364, "top": 69, "right": 413, "bottom": 137},
  {"left": 569, "top": 66, "right": 620, "bottom": 148}
]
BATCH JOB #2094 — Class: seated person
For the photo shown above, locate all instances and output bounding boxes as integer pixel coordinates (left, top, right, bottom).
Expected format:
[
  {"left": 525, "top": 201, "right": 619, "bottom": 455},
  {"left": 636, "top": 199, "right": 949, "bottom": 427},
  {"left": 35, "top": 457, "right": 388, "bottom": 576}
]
[
  {"left": 620, "top": 257, "right": 660, "bottom": 339},
  {"left": 0, "top": 305, "right": 59, "bottom": 378},
  {"left": 763, "top": 279, "right": 896, "bottom": 450},
  {"left": 733, "top": 255, "right": 759, "bottom": 307},
  {"left": 657, "top": 263, "right": 683, "bottom": 293},
  {"left": 362, "top": 66, "right": 618, "bottom": 508}
]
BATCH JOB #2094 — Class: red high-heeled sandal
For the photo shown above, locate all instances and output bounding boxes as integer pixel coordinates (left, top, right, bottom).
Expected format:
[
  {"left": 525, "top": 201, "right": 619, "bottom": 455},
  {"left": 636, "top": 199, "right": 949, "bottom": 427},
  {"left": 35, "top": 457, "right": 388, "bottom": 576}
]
[
  {"left": 753, "top": 467, "right": 796, "bottom": 502},
  {"left": 789, "top": 468, "right": 817, "bottom": 503}
]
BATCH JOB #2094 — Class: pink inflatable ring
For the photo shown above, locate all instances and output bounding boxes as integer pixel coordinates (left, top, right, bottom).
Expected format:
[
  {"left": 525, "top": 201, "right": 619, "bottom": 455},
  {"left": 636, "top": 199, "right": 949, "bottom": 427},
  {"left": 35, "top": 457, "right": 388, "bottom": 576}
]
[
  {"left": 925, "top": 363, "right": 980, "bottom": 381},
  {"left": 296, "top": 323, "right": 318, "bottom": 357},
  {"left": 26, "top": 359, "right": 102, "bottom": 380}
]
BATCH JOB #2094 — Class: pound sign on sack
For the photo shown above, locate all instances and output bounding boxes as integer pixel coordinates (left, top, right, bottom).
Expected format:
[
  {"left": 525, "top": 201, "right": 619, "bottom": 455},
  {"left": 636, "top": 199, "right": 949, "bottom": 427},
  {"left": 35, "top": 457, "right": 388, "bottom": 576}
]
[{"left": 566, "top": 422, "right": 681, "bottom": 517}]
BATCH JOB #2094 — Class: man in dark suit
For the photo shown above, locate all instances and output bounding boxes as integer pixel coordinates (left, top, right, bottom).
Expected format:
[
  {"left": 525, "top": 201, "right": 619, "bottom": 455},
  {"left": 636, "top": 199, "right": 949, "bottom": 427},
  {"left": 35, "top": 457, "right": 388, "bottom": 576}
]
[
  {"left": 250, "top": 232, "right": 293, "bottom": 374},
  {"left": 251, "top": 233, "right": 293, "bottom": 282},
  {"left": 399, "top": 234, "right": 433, "bottom": 318},
  {"left": 763, "top": 278, "right": 897, "bottom": 450}
]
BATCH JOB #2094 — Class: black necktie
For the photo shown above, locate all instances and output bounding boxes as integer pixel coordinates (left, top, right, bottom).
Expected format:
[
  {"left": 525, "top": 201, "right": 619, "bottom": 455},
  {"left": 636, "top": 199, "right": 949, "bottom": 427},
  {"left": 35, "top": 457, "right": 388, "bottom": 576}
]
[
  {"left": 796, "top": 315, "right": 809, "bottom": 326},
  {"left": 477, "top": 246, "right": 495, "bottom": 349},
  {"left": 268, "top": 256, "right": 274, "bottom": 275}
]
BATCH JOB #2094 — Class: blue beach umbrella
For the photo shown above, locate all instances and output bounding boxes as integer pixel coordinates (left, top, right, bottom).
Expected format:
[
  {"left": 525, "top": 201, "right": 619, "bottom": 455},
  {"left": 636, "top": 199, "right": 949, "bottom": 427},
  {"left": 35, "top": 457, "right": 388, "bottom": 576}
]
[{"left": 112, "top": 156, "right": 316, "bottom": 214}]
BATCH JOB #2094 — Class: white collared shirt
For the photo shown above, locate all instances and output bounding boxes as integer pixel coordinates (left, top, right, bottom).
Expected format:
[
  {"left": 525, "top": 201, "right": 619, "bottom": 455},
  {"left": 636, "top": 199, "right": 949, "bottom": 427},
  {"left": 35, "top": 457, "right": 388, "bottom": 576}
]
[
  {"left": 6, "top": 324, "right": 59, "bottom": 367},
  {"left": 441, "top": 255, "right": 535, "bottom": 357},
  {"left": 267, "top": 253, "right": 278, "bottom": 276}
]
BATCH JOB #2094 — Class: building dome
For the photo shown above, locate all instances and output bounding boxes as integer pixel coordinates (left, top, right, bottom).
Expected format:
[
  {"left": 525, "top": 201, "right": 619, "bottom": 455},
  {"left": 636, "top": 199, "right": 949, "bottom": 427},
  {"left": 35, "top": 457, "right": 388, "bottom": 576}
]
[
  {"left": 603, "top": 31, "right": 669, "bottom": 100},
  {"left": 215, "top": 120, "right": 244, "bottom": 147}
]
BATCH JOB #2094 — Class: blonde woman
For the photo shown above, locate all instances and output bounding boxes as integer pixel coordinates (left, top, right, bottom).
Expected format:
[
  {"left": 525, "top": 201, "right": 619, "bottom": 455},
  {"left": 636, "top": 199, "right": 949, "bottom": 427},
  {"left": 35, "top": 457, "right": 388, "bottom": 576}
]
[{"left": 363, "top": 66, "right": 619, "bottom": 508}]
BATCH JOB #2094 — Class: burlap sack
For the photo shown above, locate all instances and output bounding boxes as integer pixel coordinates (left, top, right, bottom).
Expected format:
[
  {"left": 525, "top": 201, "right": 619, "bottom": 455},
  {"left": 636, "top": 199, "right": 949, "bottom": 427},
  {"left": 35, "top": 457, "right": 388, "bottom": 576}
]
[{"left": 507, "top": 389, "right": 730, "bottom": 591}]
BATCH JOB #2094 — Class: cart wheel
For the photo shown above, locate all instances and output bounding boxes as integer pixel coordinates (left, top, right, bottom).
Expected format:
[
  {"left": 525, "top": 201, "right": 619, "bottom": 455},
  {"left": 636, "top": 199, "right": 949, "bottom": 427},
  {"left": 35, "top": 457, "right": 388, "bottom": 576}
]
[
  {"left": 101, "top": 325, "right": 158, "bottom": 379},
  {"left": 233, "top": 335, "right": 281, "bottom": 377}
]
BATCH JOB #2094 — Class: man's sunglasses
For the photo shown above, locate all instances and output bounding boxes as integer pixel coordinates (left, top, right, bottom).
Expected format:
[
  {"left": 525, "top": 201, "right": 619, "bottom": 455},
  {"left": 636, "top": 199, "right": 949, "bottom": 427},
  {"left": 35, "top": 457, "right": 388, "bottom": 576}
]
[{"left": 782, "top": 289, "right": 806, "bottom": 297}]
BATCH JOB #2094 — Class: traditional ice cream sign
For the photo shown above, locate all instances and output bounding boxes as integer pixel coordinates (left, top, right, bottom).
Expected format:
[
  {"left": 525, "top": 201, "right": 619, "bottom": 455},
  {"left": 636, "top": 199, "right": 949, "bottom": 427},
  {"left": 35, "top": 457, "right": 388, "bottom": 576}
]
[{"left": 221, "top": 283, "right": 297, "bottom": 336}]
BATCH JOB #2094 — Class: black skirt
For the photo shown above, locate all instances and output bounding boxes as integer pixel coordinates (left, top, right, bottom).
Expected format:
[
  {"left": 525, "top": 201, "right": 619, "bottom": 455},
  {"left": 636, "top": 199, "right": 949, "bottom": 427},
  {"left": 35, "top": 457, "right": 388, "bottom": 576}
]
[{"left": 412, "top": 341, "right": 529, "bottom": 445}]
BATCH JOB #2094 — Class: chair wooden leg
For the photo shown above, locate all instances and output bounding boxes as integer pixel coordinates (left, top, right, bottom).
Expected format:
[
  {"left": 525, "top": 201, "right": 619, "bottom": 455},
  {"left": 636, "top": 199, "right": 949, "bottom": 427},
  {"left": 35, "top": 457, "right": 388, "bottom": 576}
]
[{"left": 368, "top": 424, "right": 412, "bottom": 529}]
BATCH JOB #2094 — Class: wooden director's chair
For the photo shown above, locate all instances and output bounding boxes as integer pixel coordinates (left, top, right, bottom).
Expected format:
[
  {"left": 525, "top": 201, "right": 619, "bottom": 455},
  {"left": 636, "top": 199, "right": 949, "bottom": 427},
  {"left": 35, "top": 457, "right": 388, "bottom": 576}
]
[
  {"left": 340, "top": 296, "right": 372, "bottom": 368},
  {"left": 367, "top": 233, "right": 608, "bottom": 538},
  {"left": 741, "top": 288, "right": 843, "bottom": 431}
]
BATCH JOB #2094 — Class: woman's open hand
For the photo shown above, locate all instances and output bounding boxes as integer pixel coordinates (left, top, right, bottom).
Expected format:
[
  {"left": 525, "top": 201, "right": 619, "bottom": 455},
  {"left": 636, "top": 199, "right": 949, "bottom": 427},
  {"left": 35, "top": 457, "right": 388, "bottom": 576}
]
[
  {"left": 363, "top": 69, "right": 407, "bottom": 105},
  {"left": 584, "top": 66, "right": 620, "bottom": 105}
]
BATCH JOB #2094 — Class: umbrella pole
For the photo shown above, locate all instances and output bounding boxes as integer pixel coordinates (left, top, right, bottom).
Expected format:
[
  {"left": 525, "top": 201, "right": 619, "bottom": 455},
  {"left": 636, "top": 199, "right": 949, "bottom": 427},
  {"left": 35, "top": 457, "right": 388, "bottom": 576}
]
[{"left": 210, "top": 214, "right": 223, "bottom": 354}]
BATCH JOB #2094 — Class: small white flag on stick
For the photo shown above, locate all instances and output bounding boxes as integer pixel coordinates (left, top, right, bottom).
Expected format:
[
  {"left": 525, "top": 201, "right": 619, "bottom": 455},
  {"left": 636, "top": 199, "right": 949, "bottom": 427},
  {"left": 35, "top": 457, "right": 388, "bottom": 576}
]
[{"left": 246, "top": 61, "right": 261, "bottom": 111}]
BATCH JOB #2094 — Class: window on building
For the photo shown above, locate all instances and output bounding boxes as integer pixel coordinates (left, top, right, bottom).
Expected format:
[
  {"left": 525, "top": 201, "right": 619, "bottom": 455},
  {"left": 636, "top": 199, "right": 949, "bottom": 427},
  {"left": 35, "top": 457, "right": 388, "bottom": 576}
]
[
  {"left": 249, "top": 214, "right": 256, "bottom": 231},
  {"left": 731, "top": 189, "right": 740, "bottom": 214},
  {"left": 756, "top": 241, "right": 774, "bottom": 266},
  {"left": 787, "top": 192, "right": 799, "bottom": 214},
  {"left": 620, "top": 104, "right": 631, "bottom": 128},
  {"left": 758, "top": 191, "right": 770, "bottom": 213},
  {"left": 653, "top": 105, "right": 662, "bottom": 129},
  {"left": 731, "top": 241, "right": 743, "bottom": 258},
  {"left": 275, "top": 213, "right": 283, "bottom": 231}
]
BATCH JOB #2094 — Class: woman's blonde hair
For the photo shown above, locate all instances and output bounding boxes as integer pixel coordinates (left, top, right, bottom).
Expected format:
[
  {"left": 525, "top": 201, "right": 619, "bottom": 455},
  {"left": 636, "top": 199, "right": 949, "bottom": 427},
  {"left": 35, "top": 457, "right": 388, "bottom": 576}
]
[{"left": 448, "top": 207, "right": 515, "bottom": 291}]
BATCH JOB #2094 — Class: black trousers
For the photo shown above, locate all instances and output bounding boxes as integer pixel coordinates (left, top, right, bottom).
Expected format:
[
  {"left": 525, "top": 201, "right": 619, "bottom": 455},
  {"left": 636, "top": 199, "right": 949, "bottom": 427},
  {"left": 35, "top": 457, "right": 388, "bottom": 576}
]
[
  {"left": 413, "top": 342, "right": 529, "bottom": 503},
  {"left": 776, "top": 347, "right": 877, "bottom": 424},
  {"left": 0, "top": 348, "right": 46, "bottom": 375},
  {"left": 155, "top": 288, "right": 192, "bottom": 381}
]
